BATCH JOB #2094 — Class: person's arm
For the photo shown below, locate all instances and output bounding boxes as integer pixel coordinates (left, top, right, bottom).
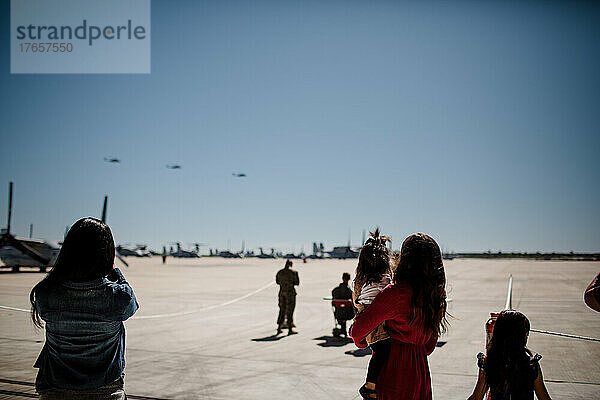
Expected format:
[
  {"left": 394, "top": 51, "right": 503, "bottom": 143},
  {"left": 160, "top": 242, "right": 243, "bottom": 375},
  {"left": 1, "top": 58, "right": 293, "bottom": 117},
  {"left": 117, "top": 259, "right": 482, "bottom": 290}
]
[
  {"left": 467, "top": 368, "right": 487, "bottom": 400},
  {"left": 109, "top": 268, "right": 139, "bottom": 320},
  {"left": 294, "top": 271, "right": 299, "bottom": 286},
  {"left": 350, "top": 286, "right": 400, "bottom": 348},
  {"left": 584, "top": 272, "right": 600, "bottom": 312},
  {"left": 424, "top": 334, "right": 438, "bottom": 355},
  {"left": 533, "top": 367, "right": 552, "bottom": 400},
  {"left": 106, "top": 265, "right": 120, "bottom": 282}
]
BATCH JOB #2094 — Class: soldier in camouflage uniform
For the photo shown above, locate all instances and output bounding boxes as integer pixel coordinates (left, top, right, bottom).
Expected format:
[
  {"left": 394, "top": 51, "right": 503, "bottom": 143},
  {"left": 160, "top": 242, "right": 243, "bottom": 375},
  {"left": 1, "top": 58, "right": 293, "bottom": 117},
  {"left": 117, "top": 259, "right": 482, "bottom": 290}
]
[{"left": 276, "top": 259, "right": 299, "bottom": 335}]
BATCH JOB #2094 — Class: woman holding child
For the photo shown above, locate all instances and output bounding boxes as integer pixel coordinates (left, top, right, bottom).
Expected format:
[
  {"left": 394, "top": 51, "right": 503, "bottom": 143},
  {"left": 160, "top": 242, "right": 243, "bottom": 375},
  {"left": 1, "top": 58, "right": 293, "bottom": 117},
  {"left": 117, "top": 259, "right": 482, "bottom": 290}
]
[{"left": 351, "top": 232, "right": 449, "bottom": 400}]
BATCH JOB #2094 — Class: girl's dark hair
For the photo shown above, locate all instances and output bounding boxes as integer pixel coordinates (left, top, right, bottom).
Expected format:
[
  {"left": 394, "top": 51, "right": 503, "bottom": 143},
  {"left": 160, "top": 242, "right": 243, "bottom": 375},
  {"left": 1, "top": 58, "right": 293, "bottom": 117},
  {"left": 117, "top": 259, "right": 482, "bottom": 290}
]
[
  {"left": 30, "top": 217, "right": 115, "bottom": 328},
  {"left": 485, "top": 310, "right": 533, "bottom": 396},
  {"left": 355, "top": 228, "right": 392, "bottom": 286},
  {"left": 394, "top": 233, "right": 448, "bottom": 337}
]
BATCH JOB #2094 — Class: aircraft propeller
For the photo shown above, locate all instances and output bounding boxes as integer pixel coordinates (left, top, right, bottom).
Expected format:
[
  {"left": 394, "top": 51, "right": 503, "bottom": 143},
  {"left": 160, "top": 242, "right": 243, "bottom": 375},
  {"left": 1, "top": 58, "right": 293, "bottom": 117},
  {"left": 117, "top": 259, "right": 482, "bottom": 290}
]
[{"left": 100, "top": 195, "right": 128, "bottom": 267}]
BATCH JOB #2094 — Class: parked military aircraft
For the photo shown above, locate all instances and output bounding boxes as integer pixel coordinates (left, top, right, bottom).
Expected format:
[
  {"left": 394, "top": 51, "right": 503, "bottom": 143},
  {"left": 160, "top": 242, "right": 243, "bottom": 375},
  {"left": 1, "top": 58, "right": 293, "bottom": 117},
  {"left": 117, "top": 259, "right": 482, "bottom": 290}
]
[
  {"left": 0, "top": 182, "right": 59, "bottom": 272},
  {"left": 283, "top": 253, "right": 304, "bottom": 259},
  {"left": 257, "top": 247, "right": 277, "bottom": 259},
  {"left": 116, "top": 244, "right": 153, "bottom": 257},
  {"left": 308, "top": 242, "right": 326, "bottom": 259},
  {"left": 169, "top": 242, "right": 201, "bottom": 258},
  {"left": 218, "top": 241, "right": 246, "bottom": 258},
  {"left": 218, "top": 250, "right": 242, "bottom": 258},
  {"left": 327, "top": 246, "right": 360, "bottom": 259},
  {"left": 0, "top": 184, "right": 130, "bottom": 271}
]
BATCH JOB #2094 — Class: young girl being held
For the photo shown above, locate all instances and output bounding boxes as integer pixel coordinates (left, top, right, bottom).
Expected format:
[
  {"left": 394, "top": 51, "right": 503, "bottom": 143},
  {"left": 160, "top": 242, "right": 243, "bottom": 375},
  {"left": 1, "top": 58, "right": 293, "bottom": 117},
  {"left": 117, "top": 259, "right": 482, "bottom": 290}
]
[
  {"left": 468, "top": 310, "right": 552, "bottom": 400},
  {"left": 353, "top": 228, "right": 393, "bottom": 399}
]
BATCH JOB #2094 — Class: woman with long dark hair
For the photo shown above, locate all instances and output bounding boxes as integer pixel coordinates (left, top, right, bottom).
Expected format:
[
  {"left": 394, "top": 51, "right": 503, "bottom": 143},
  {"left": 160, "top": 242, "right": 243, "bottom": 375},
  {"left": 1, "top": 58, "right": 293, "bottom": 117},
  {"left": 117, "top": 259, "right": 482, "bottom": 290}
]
[
  {"left": 30, "top": 217, "right": 138, "bottom": 399},
  {"left": 467, "top": 310, "right": 551, "bottom": 400},
  {"left": 350, "top": 233, "right": 449, "bottom": 400}
]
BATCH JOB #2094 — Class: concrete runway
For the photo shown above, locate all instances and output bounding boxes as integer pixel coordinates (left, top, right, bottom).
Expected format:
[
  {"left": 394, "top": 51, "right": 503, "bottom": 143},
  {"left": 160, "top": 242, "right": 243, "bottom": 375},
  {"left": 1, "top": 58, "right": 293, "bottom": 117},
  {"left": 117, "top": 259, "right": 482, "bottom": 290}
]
[{"left": 0, "top": 257, "right": 599, "bottom": 399}]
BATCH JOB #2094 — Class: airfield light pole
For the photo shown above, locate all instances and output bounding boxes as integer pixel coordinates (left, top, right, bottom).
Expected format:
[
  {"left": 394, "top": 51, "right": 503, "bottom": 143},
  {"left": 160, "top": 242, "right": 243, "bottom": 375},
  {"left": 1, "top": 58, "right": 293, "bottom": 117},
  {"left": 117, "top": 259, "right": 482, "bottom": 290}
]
[{"left": 7, "top": 182, "right": 13, "bottom": 235}]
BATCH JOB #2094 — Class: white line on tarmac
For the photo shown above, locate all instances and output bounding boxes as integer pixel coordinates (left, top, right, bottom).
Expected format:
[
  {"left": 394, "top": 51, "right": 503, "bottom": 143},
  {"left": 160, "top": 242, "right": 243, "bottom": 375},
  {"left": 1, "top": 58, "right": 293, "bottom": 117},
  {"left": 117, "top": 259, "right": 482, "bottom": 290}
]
[
  {"left": 132, "top": 281, "right": 275, "bottom": 320},
  {"left": 0, "top": 281, "right": 276, "bottom": 319},
  {"left": 0, "top": 305, "right": 28, "bottom": 312}
]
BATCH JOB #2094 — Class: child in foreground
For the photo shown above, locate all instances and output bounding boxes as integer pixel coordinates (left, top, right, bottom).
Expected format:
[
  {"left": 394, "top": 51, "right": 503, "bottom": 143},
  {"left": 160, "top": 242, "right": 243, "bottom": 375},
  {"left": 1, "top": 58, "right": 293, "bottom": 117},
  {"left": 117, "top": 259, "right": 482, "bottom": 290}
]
[
  {"left": 352, "top": 229, "right": 393, "bottom": 399},
  {"left": 30, "top": 217, "right": 138, "bottom": 399},
  {"left": 467, "top": 310, "right": 552, "bottom": 400}
]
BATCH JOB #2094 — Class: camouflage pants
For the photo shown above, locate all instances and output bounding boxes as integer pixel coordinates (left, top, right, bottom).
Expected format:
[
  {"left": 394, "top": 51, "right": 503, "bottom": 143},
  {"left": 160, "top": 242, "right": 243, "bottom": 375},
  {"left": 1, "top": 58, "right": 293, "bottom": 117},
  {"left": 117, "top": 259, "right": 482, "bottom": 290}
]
[{"left": 277, "top": 291, "right": 296, "bottom": 327}]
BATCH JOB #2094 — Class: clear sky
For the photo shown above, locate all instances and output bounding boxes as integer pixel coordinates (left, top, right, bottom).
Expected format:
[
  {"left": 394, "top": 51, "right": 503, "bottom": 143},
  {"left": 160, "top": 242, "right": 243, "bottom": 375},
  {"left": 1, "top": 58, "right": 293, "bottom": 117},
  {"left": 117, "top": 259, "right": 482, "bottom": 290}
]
[{"left": 1, "top": 0, "right": 599, "bottom": 253}]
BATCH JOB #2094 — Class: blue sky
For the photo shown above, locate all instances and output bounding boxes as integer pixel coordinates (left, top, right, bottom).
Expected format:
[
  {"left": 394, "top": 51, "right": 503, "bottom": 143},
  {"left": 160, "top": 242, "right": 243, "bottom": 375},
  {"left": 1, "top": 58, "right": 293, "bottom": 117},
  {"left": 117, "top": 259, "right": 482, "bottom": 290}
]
[{"left": 1, "top": 0, "right": 599, "bottom": 253}]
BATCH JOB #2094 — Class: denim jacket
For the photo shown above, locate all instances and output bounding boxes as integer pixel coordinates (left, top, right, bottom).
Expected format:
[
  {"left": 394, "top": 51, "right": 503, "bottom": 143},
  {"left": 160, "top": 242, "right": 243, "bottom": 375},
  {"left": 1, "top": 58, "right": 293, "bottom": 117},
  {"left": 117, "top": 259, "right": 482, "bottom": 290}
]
[{"left": 34, "top": 268, "right": 139, "bottom": 391}]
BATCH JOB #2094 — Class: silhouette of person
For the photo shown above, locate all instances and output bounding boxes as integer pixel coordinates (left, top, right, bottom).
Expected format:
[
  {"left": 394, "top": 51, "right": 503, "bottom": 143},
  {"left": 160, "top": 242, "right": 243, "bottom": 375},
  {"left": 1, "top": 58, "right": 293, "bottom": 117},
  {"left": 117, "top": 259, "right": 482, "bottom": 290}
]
[
  {"left": 276, "top": 259, "right": 299, "bottom": 335},
  {"left": 332, "top": 272, "right": 354, "bottom": 336}
]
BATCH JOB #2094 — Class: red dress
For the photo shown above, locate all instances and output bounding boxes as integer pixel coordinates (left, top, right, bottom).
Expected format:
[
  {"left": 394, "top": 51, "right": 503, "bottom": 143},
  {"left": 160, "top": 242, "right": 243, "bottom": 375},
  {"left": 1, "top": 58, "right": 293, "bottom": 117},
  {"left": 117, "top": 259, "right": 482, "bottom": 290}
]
[{"left": 350, "top": 282, "right": 437, "bottom": 400}]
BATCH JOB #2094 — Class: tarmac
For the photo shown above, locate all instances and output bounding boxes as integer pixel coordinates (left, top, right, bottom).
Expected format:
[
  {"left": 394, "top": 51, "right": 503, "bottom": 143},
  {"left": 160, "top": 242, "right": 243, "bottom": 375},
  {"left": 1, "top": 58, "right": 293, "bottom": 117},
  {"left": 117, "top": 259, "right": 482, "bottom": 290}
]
[{"left": 0, "top": 257, "right": 598, "bottom": 399}]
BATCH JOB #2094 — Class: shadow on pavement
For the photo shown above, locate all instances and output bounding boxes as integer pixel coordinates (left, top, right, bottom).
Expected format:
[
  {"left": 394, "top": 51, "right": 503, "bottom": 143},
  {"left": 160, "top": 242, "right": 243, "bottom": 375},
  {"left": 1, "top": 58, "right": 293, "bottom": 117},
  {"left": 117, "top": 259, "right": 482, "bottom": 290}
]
[
  {"left": 251, "top": 334, "right": 286, "bottom": 342},
  {"left": 343, "top": 341, "right": 446, "bottom": 357},
  {"left": 313, "top": 335, "right": 353, "bottom": 347},
  {"left": 345, "top": 347, "right": 373, "bottom": 357}
]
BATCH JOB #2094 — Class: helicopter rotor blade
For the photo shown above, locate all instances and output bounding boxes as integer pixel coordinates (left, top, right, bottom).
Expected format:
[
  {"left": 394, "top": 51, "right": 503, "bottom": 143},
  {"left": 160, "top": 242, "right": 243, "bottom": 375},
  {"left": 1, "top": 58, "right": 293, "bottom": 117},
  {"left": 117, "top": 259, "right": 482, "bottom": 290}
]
[
  {"left": 6, "top": 182, "right": 13, "bottom": 235},
  {"left": 116, "top": 253, "right": 129, "bottom": 267},
  {"left": 101, "top": 196, "right": 108, "bottom": 223}
]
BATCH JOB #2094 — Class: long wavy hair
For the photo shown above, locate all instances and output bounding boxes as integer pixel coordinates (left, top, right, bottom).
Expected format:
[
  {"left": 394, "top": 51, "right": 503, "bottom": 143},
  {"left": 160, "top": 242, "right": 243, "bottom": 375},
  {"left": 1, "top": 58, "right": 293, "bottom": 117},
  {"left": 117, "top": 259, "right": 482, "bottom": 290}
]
[
  {"left": 393, "top": 233, "right": 448, "bottom": 337},
  {"left": 29, "top": 217, "right": 115, "bottom": 328},
  {"left": 485, "top": 310, "right": 533, "bottom": 396},
  {"left": 354, "top": 228, "right": 392, "bottom": 288}
]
